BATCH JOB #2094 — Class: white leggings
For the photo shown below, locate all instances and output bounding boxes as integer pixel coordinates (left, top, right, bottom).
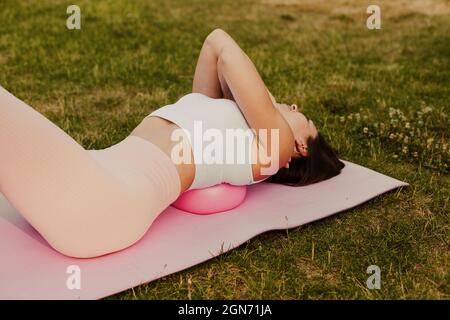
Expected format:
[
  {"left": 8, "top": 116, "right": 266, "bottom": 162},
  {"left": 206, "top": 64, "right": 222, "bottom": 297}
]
[{"left": 0, "top": 86, "right": 181, "bottom": 258}]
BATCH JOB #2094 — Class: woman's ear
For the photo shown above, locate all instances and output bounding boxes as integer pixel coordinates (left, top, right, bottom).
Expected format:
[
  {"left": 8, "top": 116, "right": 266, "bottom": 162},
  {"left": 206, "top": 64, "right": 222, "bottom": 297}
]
[{"left": 296, "top": 139, "right": 308, "bottom": 157}]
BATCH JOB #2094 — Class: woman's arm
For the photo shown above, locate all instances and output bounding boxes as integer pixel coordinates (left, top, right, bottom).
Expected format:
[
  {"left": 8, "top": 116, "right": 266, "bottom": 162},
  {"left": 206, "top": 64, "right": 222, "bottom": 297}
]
[
  {"left": 192, "top": 35, "right": 222, "bottom": 98},
  {"left": 193, "top": 29, "right": 277, "bottom": 105},
  {"left": 206, "top": 28, "right": 293, "bottom": 167}
]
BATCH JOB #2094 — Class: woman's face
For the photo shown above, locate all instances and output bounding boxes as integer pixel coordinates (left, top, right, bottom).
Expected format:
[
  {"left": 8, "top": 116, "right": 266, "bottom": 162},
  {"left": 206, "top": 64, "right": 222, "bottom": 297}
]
[{"left": 274, "top": 103, "right": 318, "bottom": 158}]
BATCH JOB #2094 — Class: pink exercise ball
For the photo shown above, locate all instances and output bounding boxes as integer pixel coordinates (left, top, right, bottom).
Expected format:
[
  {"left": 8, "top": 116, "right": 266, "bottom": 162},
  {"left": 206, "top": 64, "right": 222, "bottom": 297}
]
[{"left": 171, "top": 183, "right": 247, "bottom": 215}]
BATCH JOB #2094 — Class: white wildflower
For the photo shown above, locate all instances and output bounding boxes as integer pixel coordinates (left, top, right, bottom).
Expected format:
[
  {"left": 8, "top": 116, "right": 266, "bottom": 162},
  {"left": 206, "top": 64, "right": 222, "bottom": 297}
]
[
  {"left": 389, "top": 108, "right": 395, "bottom": 117},
  {"left": 422, "top": 106, "right": 433, "bottom": 114}
]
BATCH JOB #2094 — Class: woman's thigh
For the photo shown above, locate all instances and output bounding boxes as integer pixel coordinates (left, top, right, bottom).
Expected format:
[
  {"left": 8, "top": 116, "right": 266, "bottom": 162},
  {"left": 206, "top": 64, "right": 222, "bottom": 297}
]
[{"left": 0, "top": 86, "right": 180, "bottom": 258}]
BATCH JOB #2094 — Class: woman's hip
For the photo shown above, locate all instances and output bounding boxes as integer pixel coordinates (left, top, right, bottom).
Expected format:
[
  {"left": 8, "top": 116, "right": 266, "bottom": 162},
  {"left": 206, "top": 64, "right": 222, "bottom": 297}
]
[
  {"left": 88, "top": 135, "right": 181, "bottom": 204},
  {"left": 42, "top": 136, "right": 182, "bottom": 258}
]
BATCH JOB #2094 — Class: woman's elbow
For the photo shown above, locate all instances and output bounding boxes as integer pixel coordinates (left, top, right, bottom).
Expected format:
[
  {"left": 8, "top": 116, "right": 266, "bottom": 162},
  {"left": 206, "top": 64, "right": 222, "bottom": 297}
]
[
  {"left": 207, "top": 28, "right": 228, "bottom": 40},
  {"left": 206, "top": 28, "right": 231, "bottom": 51}
]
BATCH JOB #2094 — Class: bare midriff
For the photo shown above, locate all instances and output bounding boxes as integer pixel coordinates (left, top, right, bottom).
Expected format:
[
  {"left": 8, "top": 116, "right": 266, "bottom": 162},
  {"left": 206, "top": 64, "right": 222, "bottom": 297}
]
[
  {"left": 129, "top": 116, "right": 195, "bottom": 193},
  {"left": 129, "top": 115, "right": 267, "bottom": 193}
]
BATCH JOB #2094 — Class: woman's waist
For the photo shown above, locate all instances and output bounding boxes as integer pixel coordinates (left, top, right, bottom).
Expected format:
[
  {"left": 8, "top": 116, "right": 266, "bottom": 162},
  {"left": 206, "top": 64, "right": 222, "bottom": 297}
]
[
  {"left": 130, "top": 115, "right": 265, "bottom": 187},
  {"left": 129, "top": 115, "right": 195, "bottom": 192},
  {"left": 132, "top": 116, "right": 256, "bottom": 164}
]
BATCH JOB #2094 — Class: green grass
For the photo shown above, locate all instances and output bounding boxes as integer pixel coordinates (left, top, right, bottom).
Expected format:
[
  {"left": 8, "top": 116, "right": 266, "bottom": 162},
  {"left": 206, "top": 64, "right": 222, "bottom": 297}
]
[{"left": 0, "top": 0, "right": 448, "bottom": 299}]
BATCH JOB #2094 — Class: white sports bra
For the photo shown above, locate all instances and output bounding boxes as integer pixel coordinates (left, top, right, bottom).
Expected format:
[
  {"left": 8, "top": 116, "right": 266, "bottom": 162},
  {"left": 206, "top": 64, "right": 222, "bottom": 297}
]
[{"left": 146, "top": 92, "right": 269, "bottom": 190}]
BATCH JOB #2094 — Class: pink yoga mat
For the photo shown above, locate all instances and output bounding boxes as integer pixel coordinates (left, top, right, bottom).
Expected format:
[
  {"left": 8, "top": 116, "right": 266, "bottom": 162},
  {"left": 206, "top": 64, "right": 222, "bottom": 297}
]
[{"left": 0, "top": 160, "right": 408, "bottom": 299}]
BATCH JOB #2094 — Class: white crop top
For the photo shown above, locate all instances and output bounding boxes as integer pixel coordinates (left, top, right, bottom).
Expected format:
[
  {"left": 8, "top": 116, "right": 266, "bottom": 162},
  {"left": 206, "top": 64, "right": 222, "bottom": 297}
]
[{"left": 146, "top": 92, "right": 269, "bottom": 190}]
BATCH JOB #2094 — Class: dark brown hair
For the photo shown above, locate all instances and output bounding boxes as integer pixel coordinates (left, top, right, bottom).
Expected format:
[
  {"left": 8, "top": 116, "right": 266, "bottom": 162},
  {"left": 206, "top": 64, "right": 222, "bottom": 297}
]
[{"left": 266, "top": 131, "right": 345, "bottom": 186}]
